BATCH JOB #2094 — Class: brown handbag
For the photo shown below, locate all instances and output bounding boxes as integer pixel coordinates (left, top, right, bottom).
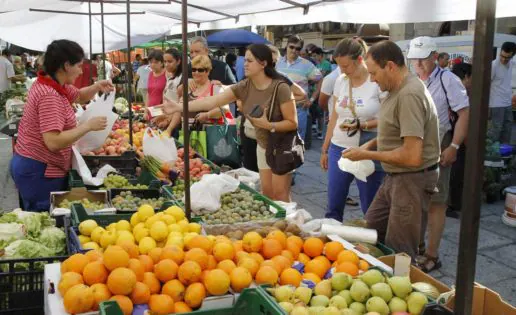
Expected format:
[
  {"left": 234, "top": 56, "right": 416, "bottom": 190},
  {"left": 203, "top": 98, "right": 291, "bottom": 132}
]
[{"left": 265, "top": 82, "right": 305, "bottom": 175}]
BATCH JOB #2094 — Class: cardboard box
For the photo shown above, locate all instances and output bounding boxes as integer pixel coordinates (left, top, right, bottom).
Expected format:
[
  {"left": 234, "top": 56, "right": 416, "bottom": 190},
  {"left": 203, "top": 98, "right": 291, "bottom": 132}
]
[
  {"left": 446, "top": 283, "right": 516, "bottom": 315},
  {"left": 50, "top": 187, "right": 110, "bottom": 213}
]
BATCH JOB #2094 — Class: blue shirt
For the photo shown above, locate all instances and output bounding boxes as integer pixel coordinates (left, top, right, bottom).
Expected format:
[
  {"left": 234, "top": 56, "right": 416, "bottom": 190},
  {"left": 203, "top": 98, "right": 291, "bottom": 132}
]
[
  {"left": 275, "top": 56, "right": 322, "bottom": 95},
  {"left": 236, "top": 56, "right": 245, "bottom": 81}
]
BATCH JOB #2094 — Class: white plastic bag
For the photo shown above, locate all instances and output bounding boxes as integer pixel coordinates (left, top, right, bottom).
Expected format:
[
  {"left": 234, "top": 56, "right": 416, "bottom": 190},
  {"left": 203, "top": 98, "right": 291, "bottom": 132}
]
[
  {"left": 76, "top": 93, "right": 118, "bottom": 153},
  {"left": 188, "top": 174, "right": 240, "bottom": 213},
  {"left": 301, "top": 218, "right": 342, "bottom": 237},
  {"left": 338, "top": 157, "right": 374, "bottom": 182},
  {"left": 143, "top": 127, "right": 178, "bottom": 163},
  {"left": 71, "top": 146, "right": 116, "bottom": 186},
  {"left": 224, "top": 168, "right": 260, "bottom": 190}
]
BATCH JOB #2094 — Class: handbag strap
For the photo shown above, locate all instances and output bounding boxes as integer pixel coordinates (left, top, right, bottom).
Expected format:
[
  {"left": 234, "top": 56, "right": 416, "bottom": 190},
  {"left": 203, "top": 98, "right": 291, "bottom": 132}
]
[
  {"left": 347, "top": 77, "right": 358, "bottom": 119},
  {"left": 268, "top": 81, "right": 284, "bottom": 122}
]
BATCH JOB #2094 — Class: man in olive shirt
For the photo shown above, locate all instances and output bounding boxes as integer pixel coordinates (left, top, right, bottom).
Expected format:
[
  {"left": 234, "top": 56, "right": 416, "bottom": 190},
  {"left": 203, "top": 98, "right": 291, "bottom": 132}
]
[{"left": 342, "top": 40, "right": 440, "bottom": 259}]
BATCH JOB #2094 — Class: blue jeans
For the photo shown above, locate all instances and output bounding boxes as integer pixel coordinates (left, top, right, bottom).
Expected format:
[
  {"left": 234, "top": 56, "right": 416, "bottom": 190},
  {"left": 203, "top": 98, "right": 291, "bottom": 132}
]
[
  {"left": 297, "top": 106, "right": 309, "bottom": 140},
  {"left": 10, "top": 154, "right": 67, "bottom": 211},
  {"left": 325, "top": 143, "right": 385, "bottom": 221}
]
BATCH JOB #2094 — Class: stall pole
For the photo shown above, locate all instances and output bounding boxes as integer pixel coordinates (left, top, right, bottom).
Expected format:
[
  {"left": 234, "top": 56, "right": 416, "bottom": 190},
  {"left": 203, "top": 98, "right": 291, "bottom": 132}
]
[
  {"left": 126, "top": 0, "right": 133, "bottom": 146},
  {"left": 88, "top": 1, "right": 93, "bottom": 84},
  {"left": 100, "top": 0, "right": 107, "bottom": 78},
  {"left": 454, "top": 0, "right": 496, "bottom": 314},
  {"left": 181, "top": 0, "right": 191, "bottom": 220}
]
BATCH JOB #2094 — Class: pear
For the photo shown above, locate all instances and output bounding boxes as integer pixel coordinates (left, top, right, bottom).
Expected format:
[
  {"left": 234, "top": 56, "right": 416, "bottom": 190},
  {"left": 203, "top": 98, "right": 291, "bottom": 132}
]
[
  {"left": 370, "top": 283, "right": 393, "bottom": 303},
  {"left": 360, "top": 269, "right": 385, "bottom": 287},
  {"left": 295, "top": 287, "right": 313, "bottom": 305},
  {"left": 406, "top": 292, "right": 428, "bottom": 315},
  {"left": 387, "top": 277, "right": 412, "bottom": 299},
  {"left": 340, "top": 310, "right": 360, "bottom": 315},
  {"left": 388, "top": 297, "right": 408, "bottom": 313},
  {"left": 329, "top": 295, "right": 348, "bottom": 309},
  {"left": 338, "top": 290, "right": 353, "bottom": 306},
  {"left": 291, "top": 306, "right": 309, "bottom": 315},
  {"left": 366, "top": 296, "right": 390, "bottom": 315},
  {"left": 268, "top": 285, "right": 295, "bottom": 303},
  {"left": 349, "top": 301, "right": 367, "bottom": 314},
  {"left": 308, "top": 306, "right": 326, "bottom": 315},
  {"left": 322, "top": 306, "right": 340, "bottom": 315},
  {"left": 315, "top": 280, "right": 333, "bottom": 298},
  {"left": 331, "top": 272, "right": 353, "bottom": 291},
  {"left": 310, "top": 295, "right": 330, "bottom": 307},
  {"left": 350, "top": 280, "right": 371, "bottom": 303},
  {"left": 279, "top": 302, "right": 294, "bottom": 313}
]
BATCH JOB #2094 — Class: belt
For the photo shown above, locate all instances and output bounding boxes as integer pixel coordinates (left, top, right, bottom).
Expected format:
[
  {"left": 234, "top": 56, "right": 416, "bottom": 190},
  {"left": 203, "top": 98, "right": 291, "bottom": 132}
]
[{"left": 387, "top": 163, "right": 439, "bottom": 176}]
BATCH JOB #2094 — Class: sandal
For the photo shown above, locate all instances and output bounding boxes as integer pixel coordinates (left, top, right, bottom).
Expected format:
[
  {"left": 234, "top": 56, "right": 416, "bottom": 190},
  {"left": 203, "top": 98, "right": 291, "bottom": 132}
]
[
  {"left": 418, "top": 242, "right": 426, "bottom": 256},
  {"left": 417, "top": 254, "right": 442, "bottom": 273},
  {"left": 346, "top": 197, "right": 359, "bottom": 206}
]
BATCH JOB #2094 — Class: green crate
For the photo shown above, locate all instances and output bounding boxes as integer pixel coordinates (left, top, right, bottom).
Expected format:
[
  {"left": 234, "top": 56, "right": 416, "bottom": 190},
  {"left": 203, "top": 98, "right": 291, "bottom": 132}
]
[
  {"left": 68, "top": 169, "right": 161, "bottom": 189},
  {"left": 377, "top": 242, "right": 395, "bottom": 256}
]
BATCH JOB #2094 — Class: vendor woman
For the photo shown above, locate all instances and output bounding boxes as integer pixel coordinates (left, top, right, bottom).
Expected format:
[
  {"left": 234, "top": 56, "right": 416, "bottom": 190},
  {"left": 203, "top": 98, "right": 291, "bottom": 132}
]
[{"left": 10, "top": 39, "right": 114, "bottom": 211}]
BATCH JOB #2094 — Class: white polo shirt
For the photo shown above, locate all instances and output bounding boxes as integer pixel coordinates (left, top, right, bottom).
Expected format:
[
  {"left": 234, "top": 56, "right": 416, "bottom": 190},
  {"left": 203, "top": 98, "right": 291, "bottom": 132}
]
[
  {"left": 320, "top": 67, "right": 341, "bottom": 116},
  {"left": 489, "top": 58, "right": 513, "bottom": 108},
  {"left": 0, "top": 56, "right": 15, "bottom": 93}
]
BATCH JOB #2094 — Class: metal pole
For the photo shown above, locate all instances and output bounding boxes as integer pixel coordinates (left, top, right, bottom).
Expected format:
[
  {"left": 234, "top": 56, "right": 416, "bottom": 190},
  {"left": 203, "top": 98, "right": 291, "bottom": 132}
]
[
  {"left": 88, "top": 1, "right": 93, "bottom": 85},
  {"left": 100, "top": 0, "right": 107, "bottom": 79},
  {"left": 454, "top": 0, "right": 496, "bottom": 314},
  {"left": 126, "top": 0, "right": 133, "bottom": 146},
  {"left": 181, "top": 0, "right": 191, "bottom": 220}
]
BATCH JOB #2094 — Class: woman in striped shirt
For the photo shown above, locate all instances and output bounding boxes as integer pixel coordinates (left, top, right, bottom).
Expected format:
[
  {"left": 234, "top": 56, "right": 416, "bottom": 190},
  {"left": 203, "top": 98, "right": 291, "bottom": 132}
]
[{"left": 11, "top": 40, "right": 114, "bottom": 211}]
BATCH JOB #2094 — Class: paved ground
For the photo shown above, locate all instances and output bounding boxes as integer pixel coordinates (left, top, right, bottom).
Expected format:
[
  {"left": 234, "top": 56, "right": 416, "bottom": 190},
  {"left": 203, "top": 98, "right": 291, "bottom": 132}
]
[{"left": 0, "top": 118, "right": 515, "bottom": 305}]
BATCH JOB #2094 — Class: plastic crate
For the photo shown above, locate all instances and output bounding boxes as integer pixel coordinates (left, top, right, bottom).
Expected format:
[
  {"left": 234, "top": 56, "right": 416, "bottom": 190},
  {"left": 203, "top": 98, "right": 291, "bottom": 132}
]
[
  {"left": 109, "top": 188, "right": 174, "bottom": 212},
  {"left": 70, "top": 203, "right": 131, "bottom": 227},
  {"left": 68, "top": 169, "right": 161, "bottom": 189},
  {"left": 82, "top": 150, "right": 139, "bottom": 175}
]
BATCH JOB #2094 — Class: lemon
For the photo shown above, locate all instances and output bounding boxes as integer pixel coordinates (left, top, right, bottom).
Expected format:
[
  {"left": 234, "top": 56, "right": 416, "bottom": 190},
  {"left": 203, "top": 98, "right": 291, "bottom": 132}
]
[
  {"left": 168, "top": 231, "right": 183, "bottom": 239},
  {"left": 117, "top": 230, "right": 135, "bottom": 244},
  {"left": 100, "top": 230, "right": 117, "bottom": 248},
  {"left": 188, "top": 222, "right": 202, "bottom": 234},
  {"left": 145, "top": 215, "right": 161, "bottom": 229},
  {"left": 116, "top": 220, "right": 131, "bottom": 232},
  {"left": 156, "top": 240, "right": 166, "bottom": 248},
  {"left": 106, "top": 223, "right": 117, "bottom": 233},
  {"left": 150, "top": 221, "right": 168, "bottom": 241},
  {"left": 166, "top": 236, "right": 184, "bottom": 249},
  {"left": 165, "top": 206, "right": 185, "bottom": 222},
  {"left": 133, "top": 222, "right": 145, "bottom": 232},
  {"left": 79, "top": 220, "right": 98, "bottom": 236},
  {"left": 83, "top": 242, "right": 100, "bottom": 250},
  {"left": 139, "top": 236, "right": 157, "bottom": 254},
  {"left": 177, "top": 220, "right": 189, "bottom": 233},
  {"left": 183, "top": 232, "right": 198, "bottom": 245},
  {"left": 78, "top": 235, "right": 91, "bottom": 245},
  {"left": 162, "top": 214, "right": 176, "bottom": 225},
  {"left": 167, "top": 224, "right": 182, "bottom": 234},
  {"left": 90, "top": 226, "right": 105, "bottom": 244},
  {"left": 130, "top": 213, "right": 140, "bottom": 226},
  {"left": 207, "top": 235, "right": 216, "bottom": 244},
  {"left": 134, "top": 228, "right": 149, "bottom": 243},
  {"left": 138, "top": 204, "right": 155, "bottom": 222}
]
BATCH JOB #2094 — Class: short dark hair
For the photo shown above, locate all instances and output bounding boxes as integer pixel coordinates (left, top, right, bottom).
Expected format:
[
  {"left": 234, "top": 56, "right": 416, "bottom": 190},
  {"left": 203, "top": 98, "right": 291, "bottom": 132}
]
[
  {"left": 438, "top": 52, "right": 449, "bottom": 60},
  {"left": 451, "top": 62, "right": 472, "bottom": 80},
  {"left": 142, "top": 58, "right": 148, "bottom": 65},
  {"left": 501, "top": 41, "right": 516, "bottom": 55},
  {"left": 334, "top": 37, "right": 368, "bottom": 60},
  {"left": 311, "top": 47, "right": 324, "bottom": 55},
  {"left": 135, "top": 54, "right": 141, "bottom": 59},
  {"left": 164, "top": 48, "right": 182, "bottom": 78},
  {"left": 287, "top": 35, "right": 304, "bottom": 49},
  {"left": 148, "top": 49, "right": 164, "bottom": 63},
  {"left": 366, "top": 40, "right": 405, "bottom": 68},
  {"left": 43, "top": 39, "right": 84, "bottom": 77}
]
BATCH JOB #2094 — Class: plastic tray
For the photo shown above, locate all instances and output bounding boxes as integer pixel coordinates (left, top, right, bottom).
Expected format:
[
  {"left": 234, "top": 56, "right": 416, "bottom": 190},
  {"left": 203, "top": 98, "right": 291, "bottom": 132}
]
[
  {"left": 81, "top": 150, "right": 139, "bottom": 175},
  {"left": 68, "top": 169, "right": 161, "bottom": 190}
]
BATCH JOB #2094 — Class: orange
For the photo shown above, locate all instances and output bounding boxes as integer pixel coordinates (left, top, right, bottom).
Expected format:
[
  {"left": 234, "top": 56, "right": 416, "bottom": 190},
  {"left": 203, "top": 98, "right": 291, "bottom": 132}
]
[
  {"left": 204, "top": 269, "right": 231, "bottom": 296},
  {"left": 261, "top": 239, "right": 283, "bottom": 259},
  {"left": 160, "top": 245, "right": 185, "bottom": 265},
  {"left": 297, "top": 253, "right": 311, "bottom": 265},
  {"left": 130, "top": 282, "right": 151, "bottom": 305},
  {"left": 103, "top": 246, "right": 130, "bottom": 271},
  {"left": 235, "top": 251, "right": 251, "bottom": 263},
  {"left": 286, "top": 242, "right": 301, "bottom": 259},
  {"left": 149, "top": 247, "right": 163, "bottom": 264},
  {"left": 90, "top": 283, "right": 112, "bottom": 311},
  {"left": 127, "top": 258, "right": 145, "bottom": 282},
  {"left": 184, "top": 248, "right": 209, "bottom": 270},
  {"left": 302, "top": 238, "right": 324, "bottom": 258},
  {"left": 302, "top": 272, "right": 321, "bottom": 284},
  {"left": 138, "top": 255, "right": 155, "bottom": 272},
  {"left": 233, "top": 240, "right": 243, "bottom": 253},
  {"left": 337, "top": 250, "right": 360, "bottom": 266},
  {"left": 250, "top": 252, "right": 265, "bottom": 265},
  {"left": 242, "top": 232, "right": 263, "bottom": 253},
  {"left": 61, "top": 253, "right": 89, "bottom": 274},
  {"left": 314, "top": 256, "right": 331, "bottom": 271},
  {"left": 336, "top": 261, "right": 359, "bottom": 276},
  {"left": 184, "top": 282, "right": 206, "bottom": 309},
  {"left": 305, "top": 259, "right": 329, "bottom": 279},
  {"left": 110, "top": 295, "right": 133, "bottom": 315},
  {"left": 255, "top": 266, "right": 279, "bottom": 286},
  {"left": 162, "top": 279, "right": 185, "bottom": 302},
  {"left": 281, "top": 250, "right": 295, "bottom": 263},
  {"left": 358, "top": 259, "right": 370, "bottom": 271},
  {"left": 186, "top": 235, "right": 213, "bottom": 253},
  {"left": 279, "top": 268, "right": 302, "bottom": 286},
  {"left": 324, "top": 241, "right": 344, "bottom": 261},
  {"left": 143, "top": 272, "right": 161, "bottom": 294},
  {"left": 174, "top": 301, "right": 192, "bottom": 313},
  {"left": 266, "top": 230, "right": 287, "bottom": 249},
  {"left": 117, "top": 240, "right": 139, "bottom": 259},
  {"left": 212, "top": 242, "right": 235, "bottom": 262},
  {"left": 261, "top": 260, "right": 282, "bottom": 275},
  {"left": 206, "top": 255, "right": 218, "bottom": 270},
  {"left": 83, "top": 261, "right": 108, "bottom": 285},
  {"left": 217, "top": 259, "right": 237, "bottom": 275},
  {"left": 63, "top": 284, "right": 94, "bottom": 314},
  {"left": 215, "top": 235, "right": 232, "bottom": 244},
  {"left": 58, "top": 272, "right": 84, "bottom": 296},
  {"left": 230, "top": 267, "right": 253, "bottom": 292},
  {"left": 107, "top": 267, "right": 137, "bottom": 295},
  {"left": 85, "top": 249, "right": 103, "bottom": 262},
  {"left": 287, "top": 235, "right": 304, "bottom": 249},
  {"left": 271, "top": 255, "right": 291, "bottom": 273},
  {"left": 238, "top": 257, "right": 259, "bottom": 277},
  {"left": 154, "top": 259, "right": 179, "bottom": 282},
  {"left": 200, "top": 270, "right": 210, "bottom": 283},
  {"left": 178, "top": 261, "right": 202, "bottom": 286},
  {"left": 149, "top": 294, "right": 175, "bottom": 315}
]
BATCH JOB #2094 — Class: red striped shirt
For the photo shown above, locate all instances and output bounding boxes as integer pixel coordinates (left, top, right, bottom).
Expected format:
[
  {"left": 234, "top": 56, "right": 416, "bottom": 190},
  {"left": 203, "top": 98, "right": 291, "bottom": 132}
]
[{"left": 15, "top": 81, "right": 79, "bottom": 178}]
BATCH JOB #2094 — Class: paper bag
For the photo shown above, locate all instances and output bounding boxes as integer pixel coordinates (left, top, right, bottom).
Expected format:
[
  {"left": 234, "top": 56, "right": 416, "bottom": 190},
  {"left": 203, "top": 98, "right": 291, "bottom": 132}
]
[{"left": 142, "top": 127, "right": 178, "bottom": 163}]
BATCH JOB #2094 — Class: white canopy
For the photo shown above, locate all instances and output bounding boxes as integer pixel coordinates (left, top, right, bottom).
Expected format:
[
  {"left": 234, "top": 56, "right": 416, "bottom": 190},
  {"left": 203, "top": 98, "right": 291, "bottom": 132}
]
[{"left": 1, "top": 0, "right": 516, "bottom": 52}]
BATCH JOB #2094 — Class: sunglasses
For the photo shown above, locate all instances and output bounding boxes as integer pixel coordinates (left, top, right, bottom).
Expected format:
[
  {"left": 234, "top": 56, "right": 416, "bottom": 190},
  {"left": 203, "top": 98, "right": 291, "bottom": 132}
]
[
  {"left": 192, "top": 68, "right": 207, "bottom": 73},
  {"left": 288, "top": 45, "right": 302, "bottom": 51},
  {"left": 500, "top": 53, "right": 514, "bottom": 60}
]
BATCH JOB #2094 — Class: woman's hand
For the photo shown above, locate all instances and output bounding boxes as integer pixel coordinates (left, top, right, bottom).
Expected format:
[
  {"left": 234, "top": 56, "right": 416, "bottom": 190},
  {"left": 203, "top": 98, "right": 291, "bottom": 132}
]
[
  {"left": 339, "top": 121, "right": 358, "bottom": 131},
  {"left": 196, "top": 112, "right": 210, "bottom": 122},
  {"left": 246, "top": 112, "right": 271, "bottom": 130},
  {"left": 320, "top": 152, "right": 328, "bottom": 171},
  {"left": 95, "top": 80, "right": 115, "bottom": 94},
  {"left": 163, "top": 97, "right": 182, "bottom": 115},
  {"left": 86, "top": 116, "right": 108, "bottom": 131}
]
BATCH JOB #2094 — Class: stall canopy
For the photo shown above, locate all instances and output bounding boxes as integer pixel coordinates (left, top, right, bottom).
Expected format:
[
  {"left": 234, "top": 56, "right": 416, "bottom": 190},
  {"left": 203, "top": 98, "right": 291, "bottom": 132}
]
[
  {"left": 207, "top": 29, "right": 270, "bottom": 47},
  {"left": 1, "top": 0, "right": 516, "bottom": 52}
]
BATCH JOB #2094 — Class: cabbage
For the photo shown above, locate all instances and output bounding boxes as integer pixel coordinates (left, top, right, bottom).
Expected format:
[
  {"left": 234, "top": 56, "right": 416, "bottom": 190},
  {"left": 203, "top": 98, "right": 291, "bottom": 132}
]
[
  {"left": 11, "top": 210, "right": 55, "bottom": 240},
  {"left": 0, "top": 212, "right": 18, "bottom": 223},
  {"left": 38, "top": 227, "right": 66, "bottom": 255},
  {"left": 0, "top": 223, "right": 25, "bottom": 243},
  {"left": 3, "top": 240, "right": 54, "bottom": 259},
  {"left": 115, "top": 97, "right": 128, "bottom": 106}
]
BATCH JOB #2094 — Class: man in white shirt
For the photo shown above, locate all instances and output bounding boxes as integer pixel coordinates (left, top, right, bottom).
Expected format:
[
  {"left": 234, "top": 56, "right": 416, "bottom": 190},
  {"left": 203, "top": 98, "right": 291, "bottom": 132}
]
[
  {"left": 0, "top": 50, "right": 23, "bottom": 94},
  {"left": 489, "top": 41, "right": 515, "bottom": 144},
  {"left": 135, "top": 58, "right": 151, "bottom": 104}
]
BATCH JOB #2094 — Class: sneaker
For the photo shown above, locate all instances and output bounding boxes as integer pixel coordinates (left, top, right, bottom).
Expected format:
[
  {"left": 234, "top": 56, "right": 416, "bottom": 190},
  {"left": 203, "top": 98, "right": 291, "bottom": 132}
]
[{"left": 317, "top": 132, "right": 323, "bottom": 140}]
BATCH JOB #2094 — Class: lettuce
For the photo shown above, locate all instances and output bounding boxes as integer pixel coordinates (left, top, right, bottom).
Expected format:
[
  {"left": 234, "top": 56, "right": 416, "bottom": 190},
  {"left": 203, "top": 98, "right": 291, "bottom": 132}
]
[
  {"left": 0, "top": 223, "right": 25, "bottom": 243},
  {"left": 38, "top": 227, "right": 66, "bottom": 255},
  {"left": 0, "top": 212, "right": 18, "bottom": 223},
  {"left": 3, "top": 240, "right": 54, "bottom": 259}
]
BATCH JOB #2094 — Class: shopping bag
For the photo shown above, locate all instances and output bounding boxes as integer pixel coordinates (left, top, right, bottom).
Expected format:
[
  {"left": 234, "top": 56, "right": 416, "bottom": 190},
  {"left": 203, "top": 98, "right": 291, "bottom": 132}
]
[
  {"left": 76, "top": 92, "right": 118, "bottom": 154},
  {"left": 142, "top": 127, "right": 178, "bottom": 163},
  {"left": 71, "top": 146, "right": 116, "bottom": 186},
  {"left": 206, "top": 122, "right": 240, "bottom": 168},
  {"left": 179, "top": 121, "right": 207, "bottom": 157},
  {"left": 188, "top": 173, "right": 240, "bottom": 213}
]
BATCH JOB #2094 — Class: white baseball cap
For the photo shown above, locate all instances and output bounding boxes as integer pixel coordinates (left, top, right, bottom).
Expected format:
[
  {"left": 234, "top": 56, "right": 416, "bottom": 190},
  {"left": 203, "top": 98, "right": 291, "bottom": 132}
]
[{"left": 407, "top": 36, "right": 438, "bottom": 59}]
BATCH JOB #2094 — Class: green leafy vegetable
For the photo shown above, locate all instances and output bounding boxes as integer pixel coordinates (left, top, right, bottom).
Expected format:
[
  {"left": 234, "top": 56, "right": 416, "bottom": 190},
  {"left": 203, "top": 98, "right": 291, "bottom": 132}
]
[
  {"left": 38, "top": 227, "right": 66, "bottom": 255},
  {"left": 3, "top": 240, "right": 54, "bottom": 259}
]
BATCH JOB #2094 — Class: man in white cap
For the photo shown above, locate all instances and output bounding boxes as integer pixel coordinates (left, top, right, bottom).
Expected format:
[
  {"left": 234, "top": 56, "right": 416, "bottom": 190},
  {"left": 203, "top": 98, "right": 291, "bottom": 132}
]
[{"left": 407, "top": 36, "right": 470, "bottom": 272}]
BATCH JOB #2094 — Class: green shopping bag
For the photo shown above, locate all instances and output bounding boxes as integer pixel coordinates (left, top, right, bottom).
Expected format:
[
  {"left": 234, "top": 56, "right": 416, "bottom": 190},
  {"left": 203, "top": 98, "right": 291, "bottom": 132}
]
[
  {"left": 178, "top": 121, "right": 207, "bottom": 158},
  {"left": 206, "top": 121, "right": 240, "bottom": 168}
]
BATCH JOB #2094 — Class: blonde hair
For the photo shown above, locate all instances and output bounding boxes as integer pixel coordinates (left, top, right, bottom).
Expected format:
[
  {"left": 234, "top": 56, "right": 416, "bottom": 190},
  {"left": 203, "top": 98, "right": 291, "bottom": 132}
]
[{"left": 191, "top": 55, "right": 212, "bottom": 72}]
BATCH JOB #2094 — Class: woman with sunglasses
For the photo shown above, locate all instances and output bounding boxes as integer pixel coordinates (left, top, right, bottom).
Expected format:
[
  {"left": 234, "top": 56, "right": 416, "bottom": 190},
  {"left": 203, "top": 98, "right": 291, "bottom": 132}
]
[{"left": 320, "top": 38, "right": 385, "bottom": 221}]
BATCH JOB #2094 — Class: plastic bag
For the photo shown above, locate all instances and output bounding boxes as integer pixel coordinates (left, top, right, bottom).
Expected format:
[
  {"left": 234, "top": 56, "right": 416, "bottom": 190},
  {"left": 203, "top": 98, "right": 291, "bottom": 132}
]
[
  {"left": 143, "top": 127, "right": 178, "bottom": 163},
  {"left": 224, "top": 168, "right": 260, "bottom": 190},
  {"left": 301, "top": 218, "right": 342, "bottom": 237},
  {"left": 188, "top": 174, "right": 240, "bottom": 213},
  {"left": 76, "top": 93, "right": 118, "bottom": 153},
  {"left": 338, "top": 157, "right": 374, "bottom": 182},
  {"left": 71, "top": 146, "right": 116, "bottom": 186}
]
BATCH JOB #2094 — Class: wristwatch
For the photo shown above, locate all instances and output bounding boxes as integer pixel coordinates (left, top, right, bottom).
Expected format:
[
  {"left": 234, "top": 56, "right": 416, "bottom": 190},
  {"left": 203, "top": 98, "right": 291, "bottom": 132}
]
[
  {"left": 450, "top": 143, "right": 460, "bottom": 150},
  {"left": 270, "top": 122, "right": 276, "bottom": 133}
]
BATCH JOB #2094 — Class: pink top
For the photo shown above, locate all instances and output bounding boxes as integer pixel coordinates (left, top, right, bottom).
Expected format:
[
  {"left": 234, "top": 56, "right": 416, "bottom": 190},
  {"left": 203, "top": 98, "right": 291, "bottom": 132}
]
[
  {"left": 15, "top": 81, "right": 79, "bottom": 178},
  {"left": 147, "top": 71, "right": 167, "bottom": 107}
]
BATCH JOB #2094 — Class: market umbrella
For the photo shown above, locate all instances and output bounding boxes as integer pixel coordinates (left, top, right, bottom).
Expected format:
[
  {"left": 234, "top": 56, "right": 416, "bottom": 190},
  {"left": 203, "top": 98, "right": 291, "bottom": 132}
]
[{"left": 206, "top": 29, "right": 269, "bottom": 47}]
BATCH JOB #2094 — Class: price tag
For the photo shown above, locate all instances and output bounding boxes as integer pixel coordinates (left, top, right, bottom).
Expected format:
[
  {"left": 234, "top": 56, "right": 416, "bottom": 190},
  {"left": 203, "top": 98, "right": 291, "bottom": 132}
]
[
  {"left": 147, "top": 106, "right": 163, "bottom": 118},
  {"left": 9, "top": 124, "right": 16, "bottom": 130}
]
